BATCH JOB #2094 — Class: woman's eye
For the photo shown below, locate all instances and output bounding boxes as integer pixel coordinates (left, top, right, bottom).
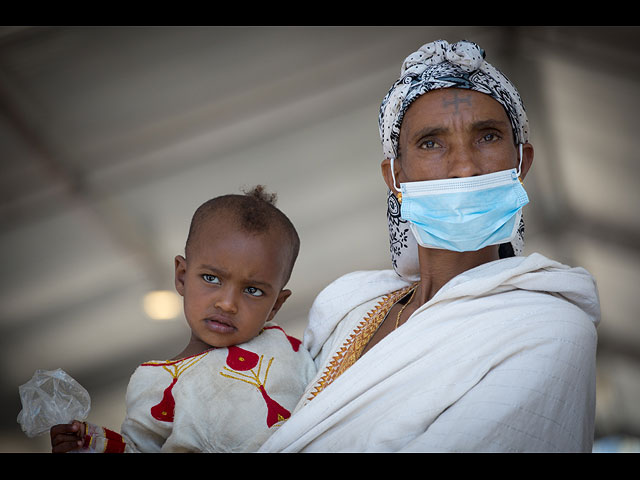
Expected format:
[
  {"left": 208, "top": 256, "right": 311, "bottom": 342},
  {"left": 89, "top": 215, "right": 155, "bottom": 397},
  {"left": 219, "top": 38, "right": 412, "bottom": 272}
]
[
  {"left": 202, "top": 274, "right": 220, "bottom": 284},
  {"left": 481, "top": 133, "right": 500, "bottom": 142},
  {"left": 244, "top": 286, "right": 264, "bottom": 297},
  {"left": 420, "top": 139, "right": 439, "bottom": 149}
]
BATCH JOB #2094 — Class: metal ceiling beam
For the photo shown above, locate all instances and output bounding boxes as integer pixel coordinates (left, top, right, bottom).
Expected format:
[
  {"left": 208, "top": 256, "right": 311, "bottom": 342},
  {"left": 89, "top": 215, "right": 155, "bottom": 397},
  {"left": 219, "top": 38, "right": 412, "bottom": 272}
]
[{"left": 0, "top": 68, "right": 169, "bottom": 289}]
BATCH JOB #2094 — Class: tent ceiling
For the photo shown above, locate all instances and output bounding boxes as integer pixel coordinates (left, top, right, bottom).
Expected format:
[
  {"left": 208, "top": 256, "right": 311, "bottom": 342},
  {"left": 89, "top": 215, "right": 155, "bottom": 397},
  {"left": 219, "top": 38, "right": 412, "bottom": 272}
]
[{"left": 1, "top": 26, "right": 638, "bottom": 451}]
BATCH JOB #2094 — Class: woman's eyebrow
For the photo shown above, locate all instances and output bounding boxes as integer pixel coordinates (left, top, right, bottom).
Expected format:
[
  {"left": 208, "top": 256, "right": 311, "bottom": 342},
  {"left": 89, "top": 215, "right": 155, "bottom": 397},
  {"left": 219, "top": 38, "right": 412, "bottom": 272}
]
[
  {"left": 471, "top": 119, "right": 510, "bottom": 131},
  {"left": 411, "top": 126, "right": 448, "bottom": 142}
]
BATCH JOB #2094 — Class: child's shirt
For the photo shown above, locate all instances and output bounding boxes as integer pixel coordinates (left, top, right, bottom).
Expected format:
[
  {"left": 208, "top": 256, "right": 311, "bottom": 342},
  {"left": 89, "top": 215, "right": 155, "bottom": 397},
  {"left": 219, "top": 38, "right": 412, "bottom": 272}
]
[{"left": 78, "top": 324, "right": 316, "bottom": 452}]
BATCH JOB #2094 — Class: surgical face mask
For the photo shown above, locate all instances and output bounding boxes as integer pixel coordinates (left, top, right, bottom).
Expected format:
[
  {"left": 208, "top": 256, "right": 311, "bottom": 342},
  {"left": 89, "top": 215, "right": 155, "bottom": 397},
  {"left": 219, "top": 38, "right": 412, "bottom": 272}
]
[{"left": 390, "top": 144, "right": 529, "bottom": 252}]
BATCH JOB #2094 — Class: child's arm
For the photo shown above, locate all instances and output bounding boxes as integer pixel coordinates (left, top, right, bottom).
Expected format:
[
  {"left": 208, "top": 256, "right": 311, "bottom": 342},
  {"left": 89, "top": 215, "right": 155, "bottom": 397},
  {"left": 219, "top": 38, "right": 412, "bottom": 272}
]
[{"left": 50, "top": 421, "right": 84, "bottom": 453}]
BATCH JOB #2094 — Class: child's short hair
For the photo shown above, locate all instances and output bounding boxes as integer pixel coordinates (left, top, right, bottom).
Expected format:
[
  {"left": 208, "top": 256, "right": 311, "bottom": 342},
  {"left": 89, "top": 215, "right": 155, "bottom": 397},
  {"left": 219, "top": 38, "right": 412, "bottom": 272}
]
[{"left": 185, "top": 185, "right": 300, "bottom": 286}]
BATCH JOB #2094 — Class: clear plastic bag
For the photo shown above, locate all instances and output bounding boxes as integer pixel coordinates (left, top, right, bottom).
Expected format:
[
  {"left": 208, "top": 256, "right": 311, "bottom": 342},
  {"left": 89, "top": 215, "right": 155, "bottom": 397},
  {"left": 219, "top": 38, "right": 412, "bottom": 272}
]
[{"left": 17, "top": 368, "right": 91, "bottom": 438}]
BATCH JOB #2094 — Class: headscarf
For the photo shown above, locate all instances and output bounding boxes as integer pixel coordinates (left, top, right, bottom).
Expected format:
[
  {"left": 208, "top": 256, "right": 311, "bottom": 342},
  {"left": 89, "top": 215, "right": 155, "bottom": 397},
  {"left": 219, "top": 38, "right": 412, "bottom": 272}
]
[{"left": 379, "top": 40, "right": 528, "bottom": 280}]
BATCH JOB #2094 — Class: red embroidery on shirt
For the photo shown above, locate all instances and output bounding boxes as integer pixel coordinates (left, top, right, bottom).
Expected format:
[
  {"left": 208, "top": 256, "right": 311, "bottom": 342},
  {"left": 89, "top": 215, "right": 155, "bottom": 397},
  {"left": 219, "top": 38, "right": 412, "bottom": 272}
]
[
  {"left": 103, "top": 428, "right": 127, "bottom": 453},
  {"left": 258, "top": 385, "right": 292, "bottom": 427},
  {"left": 145, "top": 352, "right": 209, "bottom": 423},
  {"left": 150, "top": 377, "right": 178, "bottom": 422},
  {"left": 220, "top": 348, "right": 291, "bottom": 428},
  {"left": 82, "top": 424, "right": 127, "bottom": 453},
  {"left": 143, "top": 339, "right": 295, "bottom": 429},
  {"left": 264, "top": 325, "right": 301, "bottom": 351},
  {"left": 226, "top": 345, "right": 259, "bottom": 370}
]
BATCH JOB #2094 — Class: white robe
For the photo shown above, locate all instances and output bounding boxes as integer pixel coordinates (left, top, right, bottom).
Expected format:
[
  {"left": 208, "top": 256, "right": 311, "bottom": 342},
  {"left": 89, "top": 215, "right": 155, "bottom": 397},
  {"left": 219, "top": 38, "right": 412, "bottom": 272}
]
[{"left": 259, "top": 253, "right": 600, "bottom": 453}]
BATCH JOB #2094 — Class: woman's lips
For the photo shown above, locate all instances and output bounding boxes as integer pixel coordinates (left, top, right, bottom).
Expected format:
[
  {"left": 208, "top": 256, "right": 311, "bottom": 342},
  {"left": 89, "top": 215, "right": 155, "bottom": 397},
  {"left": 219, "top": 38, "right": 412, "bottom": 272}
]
[{"left": 204, "top": 315, "right": 236, "bottom": 334}]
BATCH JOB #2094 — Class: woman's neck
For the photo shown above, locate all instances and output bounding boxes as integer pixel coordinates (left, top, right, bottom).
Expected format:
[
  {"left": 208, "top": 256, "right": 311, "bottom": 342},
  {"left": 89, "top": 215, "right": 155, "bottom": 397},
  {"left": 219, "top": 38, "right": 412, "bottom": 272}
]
[{"left": 415, "top": 245, "right": 500, "bottom": 305}]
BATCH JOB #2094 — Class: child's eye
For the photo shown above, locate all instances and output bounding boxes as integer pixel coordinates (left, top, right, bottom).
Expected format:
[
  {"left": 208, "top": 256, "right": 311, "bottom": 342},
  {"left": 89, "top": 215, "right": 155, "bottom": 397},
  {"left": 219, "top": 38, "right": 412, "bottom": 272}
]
[
  {"left": 244, "top": 286, "right": 264, "bottom": 297},
  {"left": 202, "top": 274, "right": 220, "bottom": 284}
]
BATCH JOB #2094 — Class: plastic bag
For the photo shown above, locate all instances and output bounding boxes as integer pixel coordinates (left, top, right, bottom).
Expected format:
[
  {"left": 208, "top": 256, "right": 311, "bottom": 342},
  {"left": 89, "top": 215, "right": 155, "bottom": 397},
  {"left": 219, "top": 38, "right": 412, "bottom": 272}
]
[{"left": 17, "top": 368, "right": 91, "bottom": 438}]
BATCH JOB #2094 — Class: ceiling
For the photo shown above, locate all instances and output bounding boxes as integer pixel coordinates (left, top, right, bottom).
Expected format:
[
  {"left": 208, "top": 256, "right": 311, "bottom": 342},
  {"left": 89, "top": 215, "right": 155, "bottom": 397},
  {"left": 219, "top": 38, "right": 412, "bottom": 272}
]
[{"left": 1, "top": 25, "right": 639, "bottom": 452}]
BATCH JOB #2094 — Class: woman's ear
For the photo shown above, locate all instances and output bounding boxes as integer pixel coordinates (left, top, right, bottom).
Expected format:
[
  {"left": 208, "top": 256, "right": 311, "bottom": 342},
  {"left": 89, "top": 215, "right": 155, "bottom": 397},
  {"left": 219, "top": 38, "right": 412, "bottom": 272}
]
[
  {"left": 519, "top": 143, "right": 534, "bottom": 181},
  {"left": 381, "top": 158, "right": 401, "bottom": 193}
]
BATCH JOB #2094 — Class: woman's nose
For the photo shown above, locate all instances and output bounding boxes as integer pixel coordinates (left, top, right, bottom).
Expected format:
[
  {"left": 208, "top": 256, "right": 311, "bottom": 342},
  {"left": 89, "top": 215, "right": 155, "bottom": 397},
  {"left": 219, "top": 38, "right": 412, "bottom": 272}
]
[{"left": 446, "top": 144, "right": 482, "bottom": 178}]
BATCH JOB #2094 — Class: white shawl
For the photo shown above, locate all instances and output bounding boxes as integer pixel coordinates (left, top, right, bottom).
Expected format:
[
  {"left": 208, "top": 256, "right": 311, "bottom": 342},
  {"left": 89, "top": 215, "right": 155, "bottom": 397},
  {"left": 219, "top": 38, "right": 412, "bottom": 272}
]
[{"left": 259, "top": 253, "right": 600, "bottom": 452}]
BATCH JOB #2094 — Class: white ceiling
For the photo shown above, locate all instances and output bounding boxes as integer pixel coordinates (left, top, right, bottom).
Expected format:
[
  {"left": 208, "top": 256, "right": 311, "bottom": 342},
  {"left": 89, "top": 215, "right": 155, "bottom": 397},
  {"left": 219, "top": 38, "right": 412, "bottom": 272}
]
[{"left": 1, "top": 26, "right": 639, "bottom": 452}]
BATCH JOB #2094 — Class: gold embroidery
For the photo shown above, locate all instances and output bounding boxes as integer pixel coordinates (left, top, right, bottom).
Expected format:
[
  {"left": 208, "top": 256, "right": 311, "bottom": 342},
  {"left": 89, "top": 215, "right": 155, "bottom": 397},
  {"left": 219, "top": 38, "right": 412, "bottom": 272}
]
[
  {"left": 141, "top": 348, "right": 214, "bottom": 367},
  {"left": 219, "top": 354, "right": 273, "bottom": 389},
  {"left": 305, "top": 284, "right": 417, "bottom": 401},
  {"left": 160, "top": 353, "right": 207, "bottom": 380}
]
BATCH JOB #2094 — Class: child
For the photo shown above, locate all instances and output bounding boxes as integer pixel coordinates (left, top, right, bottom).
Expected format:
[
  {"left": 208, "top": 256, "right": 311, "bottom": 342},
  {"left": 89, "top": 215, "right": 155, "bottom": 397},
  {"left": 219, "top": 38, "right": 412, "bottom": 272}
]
[{"left": 50, "top": 186, "right": 316, "bottom": 453}]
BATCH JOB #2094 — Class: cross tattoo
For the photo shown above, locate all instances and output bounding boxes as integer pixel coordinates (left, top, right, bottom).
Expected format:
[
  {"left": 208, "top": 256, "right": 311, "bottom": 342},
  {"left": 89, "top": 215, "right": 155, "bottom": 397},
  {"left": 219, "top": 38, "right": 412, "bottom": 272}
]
[{"left": 441, "top": 90, "right": 472, "bottom": 113}]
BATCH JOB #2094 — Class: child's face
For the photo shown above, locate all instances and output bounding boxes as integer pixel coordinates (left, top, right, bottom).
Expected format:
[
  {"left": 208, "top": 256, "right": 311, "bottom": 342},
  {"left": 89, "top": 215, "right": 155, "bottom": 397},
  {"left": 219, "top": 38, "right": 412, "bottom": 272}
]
[{"left": 174, "top": 218, "right": 291, "bottom": 348}]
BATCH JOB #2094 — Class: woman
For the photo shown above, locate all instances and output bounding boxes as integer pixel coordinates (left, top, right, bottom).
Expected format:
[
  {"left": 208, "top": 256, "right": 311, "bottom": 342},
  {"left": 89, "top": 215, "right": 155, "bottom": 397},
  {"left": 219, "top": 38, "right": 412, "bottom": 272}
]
[{"left": 259, "top": 39, "right": 600, "bottom": 453}]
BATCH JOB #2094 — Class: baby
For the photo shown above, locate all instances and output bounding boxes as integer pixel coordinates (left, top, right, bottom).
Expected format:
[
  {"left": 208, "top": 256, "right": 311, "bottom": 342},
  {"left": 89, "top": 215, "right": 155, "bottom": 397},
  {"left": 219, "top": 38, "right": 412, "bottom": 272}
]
[{"left": 50, "top": 186, "right": 316, "bottom": 452}]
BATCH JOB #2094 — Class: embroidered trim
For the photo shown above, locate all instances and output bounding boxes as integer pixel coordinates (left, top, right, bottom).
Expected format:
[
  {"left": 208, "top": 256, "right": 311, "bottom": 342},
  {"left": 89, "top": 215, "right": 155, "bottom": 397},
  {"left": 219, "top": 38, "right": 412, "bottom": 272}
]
[
  {"left": 263, "top": 325, "right": 302, "bottom": 351},
  {"left": 82, "top": 422, "right": 127, "bottom": 453},
  {"left": 140, "top": 326, "right": 299, "bottom": 427},
  {"left": 220, "top": 346, "right": 291, "bottom": 428},
  {"left": 147, "top": 351, "right": 209, "bottom": 422},
  {"left": 305, "top": 284, "right": 417, "bottom": 402},
  {"left": 140, "top": 348, "right": 215, "bottom": 367}
]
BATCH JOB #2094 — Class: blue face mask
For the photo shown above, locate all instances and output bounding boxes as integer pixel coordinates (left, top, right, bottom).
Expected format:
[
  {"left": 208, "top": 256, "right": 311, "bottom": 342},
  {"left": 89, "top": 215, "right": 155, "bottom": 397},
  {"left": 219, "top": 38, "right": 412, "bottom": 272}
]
[{"left": 391, "top": 144, "right": 529, "bottom": 253}]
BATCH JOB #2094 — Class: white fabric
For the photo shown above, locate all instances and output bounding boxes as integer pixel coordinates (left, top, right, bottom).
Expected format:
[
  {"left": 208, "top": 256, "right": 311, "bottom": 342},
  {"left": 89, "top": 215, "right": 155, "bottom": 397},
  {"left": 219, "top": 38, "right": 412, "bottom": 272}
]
[
  {"left": 119, "top": 324, "right": 316, "bottom": 452},
  {"left": 259, "top": 253, "right": 600, "bottom": 452}
]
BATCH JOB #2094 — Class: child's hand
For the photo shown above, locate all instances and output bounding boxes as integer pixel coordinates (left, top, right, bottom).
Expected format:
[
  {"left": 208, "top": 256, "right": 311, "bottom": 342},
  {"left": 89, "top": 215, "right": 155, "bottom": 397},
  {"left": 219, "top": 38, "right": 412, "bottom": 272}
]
[{"left": 50, "top": 420, "right": 85, "bottom": 453}]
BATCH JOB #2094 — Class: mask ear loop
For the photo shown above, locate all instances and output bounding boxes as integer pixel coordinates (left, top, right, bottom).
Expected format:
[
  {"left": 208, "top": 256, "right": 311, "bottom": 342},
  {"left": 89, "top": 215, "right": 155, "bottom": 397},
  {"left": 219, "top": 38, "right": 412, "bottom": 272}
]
[
  {"left": 516, "top": 143, "right": 524, "bottom": 183},
  {"left": 390, "top": 157, "right": 403, "bottom": 202}
]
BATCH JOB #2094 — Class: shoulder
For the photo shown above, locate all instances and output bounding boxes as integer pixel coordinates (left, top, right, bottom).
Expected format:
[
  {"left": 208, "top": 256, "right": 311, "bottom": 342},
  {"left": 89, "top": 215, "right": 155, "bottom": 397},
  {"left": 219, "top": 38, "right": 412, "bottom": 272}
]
[
  {"left": 303, "top": 269, "right": 410, "bottom": 357},
  {"left": 521, "top": 289, "right": 598, "bottom": 346},
  {"left": 311, "top": 269, "right": 409, "bottom": 314},
  {"left": 249, "top": 323, "right": 306, "bottom": 355},
  {"left": 219, "top": 324, "right": 317, "bottom": 399},
  {"left": 236, "top": 324, "right": 315, "bottom": 374},
  {"left": 472, "top": 288, "right": 598, "bottom": 365}
]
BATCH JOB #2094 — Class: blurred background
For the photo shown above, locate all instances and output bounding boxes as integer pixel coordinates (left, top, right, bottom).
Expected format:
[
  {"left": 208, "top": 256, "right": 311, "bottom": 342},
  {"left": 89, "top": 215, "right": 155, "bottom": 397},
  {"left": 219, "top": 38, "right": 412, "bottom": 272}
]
[{"left": 1, "top": 25, "right": 639, "bottom": 453}]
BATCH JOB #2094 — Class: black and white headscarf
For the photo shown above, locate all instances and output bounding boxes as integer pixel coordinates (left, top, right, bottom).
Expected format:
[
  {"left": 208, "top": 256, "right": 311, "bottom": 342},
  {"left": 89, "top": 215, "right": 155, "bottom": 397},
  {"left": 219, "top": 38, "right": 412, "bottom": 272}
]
[{"left": 379, "top": 40, "right": 529, "bottom": 281}]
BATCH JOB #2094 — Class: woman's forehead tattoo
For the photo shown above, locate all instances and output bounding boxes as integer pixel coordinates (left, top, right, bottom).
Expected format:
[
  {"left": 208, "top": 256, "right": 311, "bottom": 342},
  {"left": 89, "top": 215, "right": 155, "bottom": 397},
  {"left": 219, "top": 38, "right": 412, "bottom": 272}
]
[{"left": 379, "top": 39, "right": 529, "bottom": 161}]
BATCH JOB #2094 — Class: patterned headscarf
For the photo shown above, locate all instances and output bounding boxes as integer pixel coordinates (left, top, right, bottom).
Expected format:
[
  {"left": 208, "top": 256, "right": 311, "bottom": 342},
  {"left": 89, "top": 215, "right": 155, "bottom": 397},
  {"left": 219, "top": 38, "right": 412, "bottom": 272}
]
[
  {"left": 379, "top": 40, "right": 529, "bottom": 280},
  {"left": 379, "top": 39, "right": 529, "bottom": 160}
]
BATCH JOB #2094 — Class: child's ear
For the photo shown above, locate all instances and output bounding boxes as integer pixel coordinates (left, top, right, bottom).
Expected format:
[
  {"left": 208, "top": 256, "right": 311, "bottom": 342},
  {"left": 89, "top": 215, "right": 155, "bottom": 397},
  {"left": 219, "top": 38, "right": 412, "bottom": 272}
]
[
  {"left": 174, "top": 255, "right": 187, "bottom": 296},
  {"left": 267, "top": 289, "right": 292, "bottom": 322}
]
